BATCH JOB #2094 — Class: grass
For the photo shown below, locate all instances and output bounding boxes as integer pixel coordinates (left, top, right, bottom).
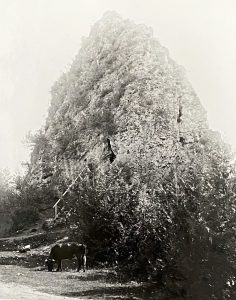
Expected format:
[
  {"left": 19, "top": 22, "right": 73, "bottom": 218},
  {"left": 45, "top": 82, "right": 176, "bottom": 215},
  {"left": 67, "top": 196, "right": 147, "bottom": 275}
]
[
  {"left": 0, "top": 264, "right": 168, "bottom": 299},
  {"left": 0, "top": 229, "right": 170, "bottom": 299}
]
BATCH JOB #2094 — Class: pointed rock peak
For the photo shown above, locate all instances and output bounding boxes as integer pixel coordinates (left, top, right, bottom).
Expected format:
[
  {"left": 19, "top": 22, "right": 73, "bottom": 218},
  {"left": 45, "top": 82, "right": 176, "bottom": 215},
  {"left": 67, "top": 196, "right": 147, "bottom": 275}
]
[
  {"left": 94, "top": 11, "right": 152, "bottom": 36},
  {"left": 102, "top": 11, "right": 122, "bottom": 20},
  {"left": 89, "top": 10, "right": 125, "bottom": 37},
  {"left": 31, "top": 12, "right": 214, "bottom": 186}
]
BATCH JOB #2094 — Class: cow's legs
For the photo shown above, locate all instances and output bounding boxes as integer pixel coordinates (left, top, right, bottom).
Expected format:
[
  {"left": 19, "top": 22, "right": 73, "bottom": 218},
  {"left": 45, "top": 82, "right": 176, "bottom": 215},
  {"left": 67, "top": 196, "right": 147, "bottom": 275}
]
[
  {"left": 77, "top": 255, "right": 86, "bottom": 272},
  {"left": 56, "top": 260, "right": 62, "bottom": 272},
  {"left": 76, "top": 255, "right": 82, "bottom": 272}
]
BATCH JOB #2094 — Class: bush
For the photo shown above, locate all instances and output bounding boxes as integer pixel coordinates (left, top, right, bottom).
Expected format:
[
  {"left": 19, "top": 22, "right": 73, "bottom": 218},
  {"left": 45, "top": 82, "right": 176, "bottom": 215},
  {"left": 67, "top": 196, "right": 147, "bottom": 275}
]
[
  {"left": 61, "top": 141, "right": 236, "bottom": 298},
  {"left": 11, "top": 207, "right": 39, "bottom": 232}
]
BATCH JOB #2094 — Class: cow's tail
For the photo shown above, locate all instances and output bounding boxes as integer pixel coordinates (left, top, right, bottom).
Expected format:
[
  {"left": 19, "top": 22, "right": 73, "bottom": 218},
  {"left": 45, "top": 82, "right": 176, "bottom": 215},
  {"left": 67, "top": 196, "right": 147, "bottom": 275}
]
[{"left": 83, "top": 244, "right": 87, "bottom": 271}]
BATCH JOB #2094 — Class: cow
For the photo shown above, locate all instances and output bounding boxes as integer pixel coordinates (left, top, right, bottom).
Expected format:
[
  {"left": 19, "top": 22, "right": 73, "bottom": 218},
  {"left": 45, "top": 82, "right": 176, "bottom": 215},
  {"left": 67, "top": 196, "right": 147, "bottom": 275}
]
[{"left": 45, "top": 243, "right": 87, "bottom": 272}]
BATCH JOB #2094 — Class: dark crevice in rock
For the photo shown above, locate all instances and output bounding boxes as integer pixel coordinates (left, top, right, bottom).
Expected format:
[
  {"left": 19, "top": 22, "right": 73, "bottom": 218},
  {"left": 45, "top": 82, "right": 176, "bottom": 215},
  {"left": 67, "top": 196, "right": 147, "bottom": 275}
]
[
  {"left": 106, "top": 138, "right": 116, "bottom": 163},
  {"left": 177, "top": 104, "right": 182, "bottom": 123},
  {"left": 179, "top": 136, "right": 185, "bottom": 146},
  {"left": 42, "top": 173, "right": 53, "bottom": 180}
]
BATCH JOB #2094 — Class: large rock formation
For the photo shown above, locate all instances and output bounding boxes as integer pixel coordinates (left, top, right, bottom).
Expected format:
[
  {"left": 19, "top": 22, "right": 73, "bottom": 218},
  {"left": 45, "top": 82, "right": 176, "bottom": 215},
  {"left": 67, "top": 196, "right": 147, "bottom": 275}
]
[
  {"left": 22, "top": 14, "right": 235, "bottom": 297},
  {"left": 28, "top": 12, "right": 218, "bottom": 192}
]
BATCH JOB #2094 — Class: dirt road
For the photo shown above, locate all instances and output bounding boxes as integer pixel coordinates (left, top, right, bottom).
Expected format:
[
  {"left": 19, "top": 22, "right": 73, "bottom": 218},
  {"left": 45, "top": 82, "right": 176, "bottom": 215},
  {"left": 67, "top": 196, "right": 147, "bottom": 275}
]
[
  {"left": 0, "top": 264, "right": 144, "bottom": 299},
  {"left": 0, "top": 263, "right": 164, "bottom": 299},
  {"left": 0, "top": 281, "right": 80, "bottom": 300}
]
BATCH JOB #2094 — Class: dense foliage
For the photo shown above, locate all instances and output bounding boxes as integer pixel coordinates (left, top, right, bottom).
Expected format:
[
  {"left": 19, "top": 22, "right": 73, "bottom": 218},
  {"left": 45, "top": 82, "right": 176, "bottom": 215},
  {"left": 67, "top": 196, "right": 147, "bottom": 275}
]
[{"left": 57, "top": 132, "right": 236, "bottom": 298}]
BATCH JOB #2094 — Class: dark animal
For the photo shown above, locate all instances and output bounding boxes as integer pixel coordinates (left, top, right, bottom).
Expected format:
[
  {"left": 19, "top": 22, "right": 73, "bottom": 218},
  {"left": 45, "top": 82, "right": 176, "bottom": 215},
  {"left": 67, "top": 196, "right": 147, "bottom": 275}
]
[{"left": 45, "top": 243, "right": 87, "bottom": 272}]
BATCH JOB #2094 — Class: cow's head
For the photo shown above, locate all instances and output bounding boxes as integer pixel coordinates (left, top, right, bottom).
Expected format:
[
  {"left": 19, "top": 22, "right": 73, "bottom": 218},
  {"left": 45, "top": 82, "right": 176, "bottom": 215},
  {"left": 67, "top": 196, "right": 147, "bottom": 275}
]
[{"left": 45, "top": 258, "right": 55, "bottom": 272}]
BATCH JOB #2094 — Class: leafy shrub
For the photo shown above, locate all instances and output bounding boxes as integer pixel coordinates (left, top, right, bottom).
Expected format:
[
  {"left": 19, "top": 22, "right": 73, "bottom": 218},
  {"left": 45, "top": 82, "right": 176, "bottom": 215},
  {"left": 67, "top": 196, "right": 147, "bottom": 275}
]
[
  {"left": 11, "top": 207, "right": 39, "bottom": 232},
  {"left": 61, "top": 139, "right": 236, "bottom": 298}
]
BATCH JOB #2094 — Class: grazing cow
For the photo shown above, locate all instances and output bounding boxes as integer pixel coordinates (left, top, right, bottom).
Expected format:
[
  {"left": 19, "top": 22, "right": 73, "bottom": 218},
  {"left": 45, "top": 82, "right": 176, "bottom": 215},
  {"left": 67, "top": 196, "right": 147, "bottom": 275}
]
[{"left": 45, "top": 243, "right": 87, "bottom": 272}]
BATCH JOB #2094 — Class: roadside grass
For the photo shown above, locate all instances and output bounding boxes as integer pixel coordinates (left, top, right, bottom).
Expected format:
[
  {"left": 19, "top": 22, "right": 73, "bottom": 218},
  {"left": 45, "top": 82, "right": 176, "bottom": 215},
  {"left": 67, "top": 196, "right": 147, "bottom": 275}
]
[
  {"left": 0, "top": 232, "right": 171, "bottom": 299},
  {"left": 0, "top": 264, "right": 168, "bottom": 299}
]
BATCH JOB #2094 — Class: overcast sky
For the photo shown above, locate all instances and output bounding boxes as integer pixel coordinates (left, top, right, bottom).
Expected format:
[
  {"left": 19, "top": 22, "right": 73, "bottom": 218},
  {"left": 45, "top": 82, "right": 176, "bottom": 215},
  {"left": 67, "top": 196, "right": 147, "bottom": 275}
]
[{"left": 0, "top": 0, "right": 236, "bottom": 173}]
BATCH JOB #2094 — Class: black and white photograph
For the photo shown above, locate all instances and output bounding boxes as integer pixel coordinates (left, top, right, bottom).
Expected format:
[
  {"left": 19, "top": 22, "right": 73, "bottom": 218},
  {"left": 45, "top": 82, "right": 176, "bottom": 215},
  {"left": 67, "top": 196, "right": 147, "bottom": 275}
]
[{"left": 0, "top": 1, "right": 235, "bottom": 299}]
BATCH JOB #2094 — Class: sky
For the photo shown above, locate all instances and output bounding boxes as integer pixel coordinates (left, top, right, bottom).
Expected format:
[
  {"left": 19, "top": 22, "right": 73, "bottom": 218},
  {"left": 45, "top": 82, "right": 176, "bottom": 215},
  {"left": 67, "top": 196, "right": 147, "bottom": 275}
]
[{"left": 0, "top": 0, "right": 236, "bottom": 174}]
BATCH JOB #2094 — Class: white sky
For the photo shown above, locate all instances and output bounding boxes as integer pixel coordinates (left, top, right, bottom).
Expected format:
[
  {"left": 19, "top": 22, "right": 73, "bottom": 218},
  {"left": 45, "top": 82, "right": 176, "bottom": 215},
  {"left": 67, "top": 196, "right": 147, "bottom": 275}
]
[{"left": 0, "top": 0, "right": 236, "bottom": 173}]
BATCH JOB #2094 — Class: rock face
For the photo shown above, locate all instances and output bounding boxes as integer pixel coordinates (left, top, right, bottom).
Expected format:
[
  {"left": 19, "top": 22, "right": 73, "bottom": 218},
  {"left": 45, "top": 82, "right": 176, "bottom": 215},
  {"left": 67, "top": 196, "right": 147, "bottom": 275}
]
[{"left": 29, "top": 12, "right": 210, "bottom": 189}]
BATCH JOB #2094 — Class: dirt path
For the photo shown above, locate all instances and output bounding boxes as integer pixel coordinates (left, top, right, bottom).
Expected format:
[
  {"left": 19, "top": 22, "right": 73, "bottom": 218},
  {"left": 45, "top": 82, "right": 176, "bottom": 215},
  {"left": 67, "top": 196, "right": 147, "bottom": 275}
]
[
  {"left": 0, "top": 248, "right": 167, "bottom": 300},
  {"left": 0, "top": 235, "right": 166, "bottom": 299},
  {"left": 0, "top": 281, "right": 80, "bottom": 300},
  {"left": 0, "top": 264, "right": 162, "bottom": 299}
]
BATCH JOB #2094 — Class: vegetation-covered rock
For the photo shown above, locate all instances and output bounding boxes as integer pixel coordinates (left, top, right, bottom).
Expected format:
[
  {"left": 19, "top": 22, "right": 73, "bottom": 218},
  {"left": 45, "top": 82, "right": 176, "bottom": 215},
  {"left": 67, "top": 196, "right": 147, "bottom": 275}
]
[
  {"left": 2, "top": 12, "right": 235, "bottom": 299},
  {"left": 29, "top": 12, "right": 208, "bottom": 185}
]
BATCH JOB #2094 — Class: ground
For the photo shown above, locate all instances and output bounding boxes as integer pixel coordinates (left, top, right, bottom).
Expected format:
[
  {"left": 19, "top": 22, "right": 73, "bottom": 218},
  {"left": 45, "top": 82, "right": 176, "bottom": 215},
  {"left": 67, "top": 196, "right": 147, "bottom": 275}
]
[
  {"left": 0, "top": 264, "right": 129, "bottom": 299},
  {"left": 0, "top": 279, "right": 79, "bottom": 300},
  {"left": 0, "top": 228, "right": 169, "bottom": 299},
  {"left": 0, "top": 250, "right": 169, "bottom": 299}
]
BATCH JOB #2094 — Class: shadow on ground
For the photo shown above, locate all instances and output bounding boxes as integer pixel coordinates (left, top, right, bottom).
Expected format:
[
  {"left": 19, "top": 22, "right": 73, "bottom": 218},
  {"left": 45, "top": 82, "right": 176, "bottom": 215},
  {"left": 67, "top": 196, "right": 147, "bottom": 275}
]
[
  {"left": 65, "top": 270, "right": 121, "bottom": 282},
  {"left": 61, "top": 284, "right": 171, "bottom": 300}
]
